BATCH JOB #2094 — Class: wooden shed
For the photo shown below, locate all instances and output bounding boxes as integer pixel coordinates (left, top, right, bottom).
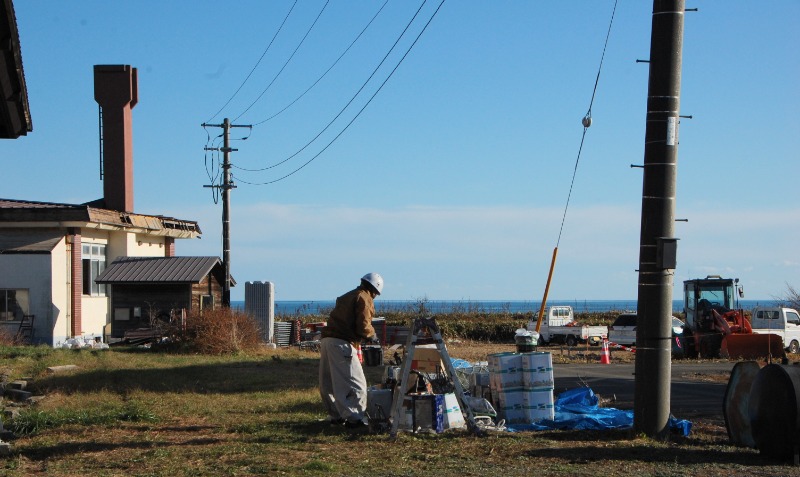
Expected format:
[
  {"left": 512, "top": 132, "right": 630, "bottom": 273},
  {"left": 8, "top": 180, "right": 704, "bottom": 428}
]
[{"left": 95, "top": 256, "right": 233, "bottom": 338}]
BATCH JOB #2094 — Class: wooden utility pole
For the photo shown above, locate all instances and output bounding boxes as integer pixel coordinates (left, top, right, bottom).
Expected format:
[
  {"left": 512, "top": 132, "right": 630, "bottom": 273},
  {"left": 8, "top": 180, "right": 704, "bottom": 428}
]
[
  {"left": 634, "top": 0, "right": 685, "bottom": 438},
  {"left": 202, "top": 118, "right": 250, "bottom": 307}
]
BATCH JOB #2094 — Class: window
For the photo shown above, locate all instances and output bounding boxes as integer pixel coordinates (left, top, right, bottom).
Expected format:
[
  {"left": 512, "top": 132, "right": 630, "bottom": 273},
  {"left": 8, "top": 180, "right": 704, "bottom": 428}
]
[
  {"left": 697, "top": 285, "right": 733, "bottom": 309},
  {"left": 553, "top": 307, "right": 570, "bottom": 317},
  {"left": 756, "top": 310, "right": 779, "bottom": 320},
  {"left": 200, "top": 295, "right": 213, "bottom": 311},
  {"left": 0, "top": 289, "right": 29, "bottom": 321},
  {"left": 82, "top": 243, "right": 107, "bottom": 296},
  {"left": 787, "top": 312, "right": 800, "bottom": 326}
]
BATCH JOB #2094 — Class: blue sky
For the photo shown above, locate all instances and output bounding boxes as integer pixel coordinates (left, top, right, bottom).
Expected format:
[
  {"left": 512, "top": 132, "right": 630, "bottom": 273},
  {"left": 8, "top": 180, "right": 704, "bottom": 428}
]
[{"left": 5, "top": 1, "right": 799, "bottom": 302}]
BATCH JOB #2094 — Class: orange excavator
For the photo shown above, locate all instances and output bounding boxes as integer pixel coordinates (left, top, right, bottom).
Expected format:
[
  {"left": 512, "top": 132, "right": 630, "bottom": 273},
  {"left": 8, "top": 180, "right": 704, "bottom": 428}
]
[{"left": 681, "top": 276, "right": 784, "bottom": 360}]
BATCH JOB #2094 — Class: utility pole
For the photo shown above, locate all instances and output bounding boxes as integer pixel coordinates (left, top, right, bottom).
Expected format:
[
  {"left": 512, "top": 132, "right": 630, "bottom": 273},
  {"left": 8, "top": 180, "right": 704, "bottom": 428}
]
[
  {"left": 202, "top": 118, "right": 250, "bottom": 307},
  {"left": 634, "top": 0, "right": 685, "bottom": 438}
]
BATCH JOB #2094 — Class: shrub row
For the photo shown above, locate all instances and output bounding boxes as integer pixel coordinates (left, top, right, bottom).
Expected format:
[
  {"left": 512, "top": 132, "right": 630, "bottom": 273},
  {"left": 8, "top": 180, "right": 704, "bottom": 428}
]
[{"left": 285, "top": 310, "right": 622, "bottom": 343}]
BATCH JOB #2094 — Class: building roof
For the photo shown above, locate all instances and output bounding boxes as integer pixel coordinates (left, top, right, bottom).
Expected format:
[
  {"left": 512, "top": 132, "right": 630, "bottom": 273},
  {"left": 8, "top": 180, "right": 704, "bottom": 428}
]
[
  {"left": 96, "top": 256, "right": 233, "bottom": 285},
  {"left": 0, "top": 198, "right": 202, "bottom": 239},
  {"left": 0, "top": 0, "right": 32, "bottom": 139},
  {"left": 0, "top": 228, "right": 61, "bottom": 253}
]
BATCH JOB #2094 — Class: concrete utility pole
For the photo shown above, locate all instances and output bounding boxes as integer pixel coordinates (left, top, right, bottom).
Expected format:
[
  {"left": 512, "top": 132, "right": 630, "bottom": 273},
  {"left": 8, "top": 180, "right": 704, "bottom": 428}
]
[
  {"left": 634, "top": 0, "right": 685, "bottom": 438},
  {"left": 202, "top": 118, "right": 250, "bottom": 307}
]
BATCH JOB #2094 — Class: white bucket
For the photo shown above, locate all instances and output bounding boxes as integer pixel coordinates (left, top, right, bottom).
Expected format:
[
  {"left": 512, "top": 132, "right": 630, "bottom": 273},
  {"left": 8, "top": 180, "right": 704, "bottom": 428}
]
[
  {"left": 520, "top": 351, "right": 554, "bottom": 390},
  {"left": 487, "top": 352, "right": 522, "bottom": 373},
  {"left": 523, "top": 389, "right": 555, "bottom": 422},
  {"left": 488, "top": 352, "right": 524, "bottom": 389},
  {"left": 497, "top": 387, "right": 526, "bottom": 423}
]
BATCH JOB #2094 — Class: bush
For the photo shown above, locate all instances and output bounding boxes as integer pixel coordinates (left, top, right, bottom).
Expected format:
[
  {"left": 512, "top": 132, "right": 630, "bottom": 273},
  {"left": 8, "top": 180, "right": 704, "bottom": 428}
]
[
  {"left": 185, "top": 308, "right": 262, "bottom": 355},
  {"left": 151, "top": 307, "right": 263, "bottom": 355},
  {"left": 281, "top": 308, "right": 620, "bottom": 343}
]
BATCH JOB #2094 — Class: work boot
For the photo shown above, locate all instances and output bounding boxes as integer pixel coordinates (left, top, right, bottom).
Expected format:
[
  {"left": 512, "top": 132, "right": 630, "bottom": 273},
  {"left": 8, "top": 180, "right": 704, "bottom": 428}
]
[{"left": 344, "top": 418, "right": 368, "bottom": 429}]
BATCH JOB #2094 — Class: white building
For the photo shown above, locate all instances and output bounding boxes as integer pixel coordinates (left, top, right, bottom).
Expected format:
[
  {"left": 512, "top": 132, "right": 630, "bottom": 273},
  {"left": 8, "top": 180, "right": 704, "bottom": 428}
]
[{"left": 0, "top": 65, "right": 202, "bottom": 345}]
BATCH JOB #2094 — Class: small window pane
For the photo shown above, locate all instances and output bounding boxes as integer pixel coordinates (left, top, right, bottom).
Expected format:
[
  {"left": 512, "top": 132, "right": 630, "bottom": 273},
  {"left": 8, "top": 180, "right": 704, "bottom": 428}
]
[
  {"left": 83, "top": 259, "right": 92, "bottom": 295},
  {"left": 91, "top": 260, "right": 100, "bottom": 295}
]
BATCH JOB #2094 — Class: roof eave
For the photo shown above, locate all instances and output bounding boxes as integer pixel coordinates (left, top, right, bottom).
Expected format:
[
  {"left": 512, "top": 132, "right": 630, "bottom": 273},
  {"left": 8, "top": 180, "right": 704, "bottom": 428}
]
[{"left": 0, "top": 0, "right": 32, "bottom": 139}]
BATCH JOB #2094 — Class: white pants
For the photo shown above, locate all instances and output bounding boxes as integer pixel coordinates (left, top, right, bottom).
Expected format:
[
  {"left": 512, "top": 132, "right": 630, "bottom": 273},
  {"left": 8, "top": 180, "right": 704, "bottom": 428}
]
[{"left": 319, "top": 337, "right": 368, "bottom": 422}]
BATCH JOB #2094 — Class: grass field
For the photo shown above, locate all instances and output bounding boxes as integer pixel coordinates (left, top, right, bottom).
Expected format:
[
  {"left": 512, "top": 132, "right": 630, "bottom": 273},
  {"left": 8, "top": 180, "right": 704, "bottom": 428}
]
[{"left": 0, "top": 341, "right": 796, "bottom": 477}]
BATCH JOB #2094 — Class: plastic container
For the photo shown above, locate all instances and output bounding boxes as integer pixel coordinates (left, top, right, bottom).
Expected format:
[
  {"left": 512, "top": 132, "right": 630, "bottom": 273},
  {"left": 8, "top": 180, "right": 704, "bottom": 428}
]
[{"left": 514, "top": 328, "right": 538, "bottom": 353}]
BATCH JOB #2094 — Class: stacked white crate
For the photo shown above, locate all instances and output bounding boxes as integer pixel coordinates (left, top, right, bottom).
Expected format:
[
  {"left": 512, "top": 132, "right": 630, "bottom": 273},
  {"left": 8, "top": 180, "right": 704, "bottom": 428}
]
[
  {"left": 488, "top": 352, "right": 526, "bottom": 424},
  {"left": 488, "top": 351, "right": 554, "bottom": 424},
  {"left": 520, "top": 352, "right": 555, "bottom": 422}
]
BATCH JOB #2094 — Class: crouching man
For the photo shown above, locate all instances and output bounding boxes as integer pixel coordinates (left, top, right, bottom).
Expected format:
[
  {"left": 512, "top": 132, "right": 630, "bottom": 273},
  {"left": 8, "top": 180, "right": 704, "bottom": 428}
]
[{"left": 319, "top": 273, "right": 384, "bottom": 428}]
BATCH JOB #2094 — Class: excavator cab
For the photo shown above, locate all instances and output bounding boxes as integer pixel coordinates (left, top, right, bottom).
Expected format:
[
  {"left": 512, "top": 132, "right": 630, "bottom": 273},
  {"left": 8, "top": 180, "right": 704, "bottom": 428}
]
[
  {"left": 682, "top": 276, "right": 783, "bottom": 359},
  {"left": 684, "top": 276, "right": 738, "bottom": 333}
]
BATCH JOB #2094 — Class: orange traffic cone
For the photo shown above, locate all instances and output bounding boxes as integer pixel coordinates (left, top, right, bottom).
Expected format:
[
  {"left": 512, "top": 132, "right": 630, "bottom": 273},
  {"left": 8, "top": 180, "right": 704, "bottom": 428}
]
[{"left": 600, "top": 339, "right": 611, "bottom": 364}]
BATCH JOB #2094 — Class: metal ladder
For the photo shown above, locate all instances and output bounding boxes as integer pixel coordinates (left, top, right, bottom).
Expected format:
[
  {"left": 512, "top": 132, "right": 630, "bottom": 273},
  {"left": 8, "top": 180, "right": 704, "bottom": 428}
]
[{"left": 388, "top": 316, "right": 482, "bottom": 437}]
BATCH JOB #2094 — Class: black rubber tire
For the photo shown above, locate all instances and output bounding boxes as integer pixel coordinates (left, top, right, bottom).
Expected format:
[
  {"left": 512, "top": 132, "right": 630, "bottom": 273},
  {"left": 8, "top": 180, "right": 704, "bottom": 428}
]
[
  {"left": 789, "top": 340, "right": 799, "bottom": 354},
  {"left": 566, "top": 335, "right": 577, "bottom": 347}
]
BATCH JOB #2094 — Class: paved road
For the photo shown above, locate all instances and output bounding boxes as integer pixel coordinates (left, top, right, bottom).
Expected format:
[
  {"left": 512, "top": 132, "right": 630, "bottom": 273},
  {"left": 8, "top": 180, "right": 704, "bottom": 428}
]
[{"left": 553, "top": 362, "right": 735, "bottom": 420}]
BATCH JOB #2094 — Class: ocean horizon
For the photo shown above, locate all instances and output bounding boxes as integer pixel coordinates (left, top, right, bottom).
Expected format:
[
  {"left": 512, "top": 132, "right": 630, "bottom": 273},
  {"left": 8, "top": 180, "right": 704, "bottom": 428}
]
[{"left": 231, "top": 299, "right": 779, "bottom": 316}]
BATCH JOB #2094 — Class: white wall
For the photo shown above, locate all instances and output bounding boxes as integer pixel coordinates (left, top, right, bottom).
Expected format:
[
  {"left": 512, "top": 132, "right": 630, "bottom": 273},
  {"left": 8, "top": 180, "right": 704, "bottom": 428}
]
[
  {"left": 1, "top": 227, "right": 174, "bottom": 345},
  {"left": 81, "top": 230, "right": 168, "bottom": 342},
  {"left": 80, "top": 230, "right": 110, "bottom": 342},
  {"left": 0, "top": 252, "right": 53, "bottom": 344},
  {"left": 107, "top": 231, "right": 167, "bottom": 259},
  {"left": 50, "top": 238, "right": 69, "bottom": 346}
]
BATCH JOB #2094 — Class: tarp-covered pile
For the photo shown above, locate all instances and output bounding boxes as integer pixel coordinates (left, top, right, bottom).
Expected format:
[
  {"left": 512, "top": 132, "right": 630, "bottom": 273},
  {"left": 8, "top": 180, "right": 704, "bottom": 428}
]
[{"left": 506, "top": 387, "right": 692, "bottom": 436}]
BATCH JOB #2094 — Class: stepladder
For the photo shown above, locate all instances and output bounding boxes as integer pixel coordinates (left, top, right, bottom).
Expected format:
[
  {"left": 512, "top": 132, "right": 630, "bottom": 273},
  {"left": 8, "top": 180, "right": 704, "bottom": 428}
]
[{"left": 388, "top": 316, "right": 482, "bottom": 437}]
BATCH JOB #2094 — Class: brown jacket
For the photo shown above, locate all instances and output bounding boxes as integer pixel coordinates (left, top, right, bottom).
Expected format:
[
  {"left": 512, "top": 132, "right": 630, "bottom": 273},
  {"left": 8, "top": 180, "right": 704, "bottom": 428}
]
[{"left": 322, "top": 287, "right": 376, "bottom": 345}]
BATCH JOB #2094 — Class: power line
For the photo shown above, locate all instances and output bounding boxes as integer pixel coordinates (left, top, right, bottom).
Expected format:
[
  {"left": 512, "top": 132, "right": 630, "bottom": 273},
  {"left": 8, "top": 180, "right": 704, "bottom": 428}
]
[
  {"left": 204, "top": 0, "right": 299, "bottom": 124},
  {"left": 235, "top": 0, "right": 430, "bottom": 174},
  {"left": 202, "top": 127, "right": 223, "bottom": 203},
  {"left": 250, "top": 0, "right": 390, "bottom": 127},
  {"left": 233, "top": 0, "right": 331, "bottom": 123},
  {"left": 555, "top": 0, "right": 618, "bottom": 248},
  {"left": 234, "top": 0, "right": 447, "bottom": 186}
]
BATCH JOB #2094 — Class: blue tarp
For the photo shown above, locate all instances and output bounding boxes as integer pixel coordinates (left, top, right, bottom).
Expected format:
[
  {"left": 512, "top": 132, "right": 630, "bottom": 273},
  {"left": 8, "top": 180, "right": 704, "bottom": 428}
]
[{"left": 507, "top": 387, "right": 692, "bottom": 436}]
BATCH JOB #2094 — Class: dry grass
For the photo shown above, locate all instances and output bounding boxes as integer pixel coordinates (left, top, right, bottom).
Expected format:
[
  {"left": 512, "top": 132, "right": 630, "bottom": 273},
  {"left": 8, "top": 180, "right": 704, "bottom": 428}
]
[{"left": 0, "top": 342, "right": 797, "bottom": 476}]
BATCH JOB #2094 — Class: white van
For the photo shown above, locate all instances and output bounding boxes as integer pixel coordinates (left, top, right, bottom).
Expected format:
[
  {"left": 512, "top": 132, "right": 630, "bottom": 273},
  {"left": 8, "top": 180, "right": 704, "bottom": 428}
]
[
  {"left": 750, "top": 307, "right": 800, "bottom": 354},
  {"left": 607, "top": 313, "right": 684, "bottom": 348}
]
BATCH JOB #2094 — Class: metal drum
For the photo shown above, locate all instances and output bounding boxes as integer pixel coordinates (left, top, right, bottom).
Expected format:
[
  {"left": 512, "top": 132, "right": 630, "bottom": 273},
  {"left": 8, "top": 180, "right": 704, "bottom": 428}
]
[{"left": 748, "top": 364, "right": 800, "bottom": 462}]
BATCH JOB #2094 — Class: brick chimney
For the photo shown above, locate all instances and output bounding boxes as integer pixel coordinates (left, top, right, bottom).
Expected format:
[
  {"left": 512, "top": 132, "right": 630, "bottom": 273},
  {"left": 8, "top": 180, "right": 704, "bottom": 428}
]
[{"left": 94, "top": 65, "right": 138, "bottom": 212}]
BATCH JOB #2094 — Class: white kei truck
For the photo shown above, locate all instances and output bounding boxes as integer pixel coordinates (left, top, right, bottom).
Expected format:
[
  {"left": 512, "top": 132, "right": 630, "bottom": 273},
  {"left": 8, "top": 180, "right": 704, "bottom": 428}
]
[
  {"left": 750, "top": 306, "right": 800, "bottom": 354},
  {"left": 526, "top": 305, "right": 608, "bottom": 347}
]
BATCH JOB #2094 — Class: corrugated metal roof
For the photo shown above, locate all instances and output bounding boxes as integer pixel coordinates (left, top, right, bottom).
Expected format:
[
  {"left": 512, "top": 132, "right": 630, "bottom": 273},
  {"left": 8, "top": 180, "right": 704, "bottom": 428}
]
[{"left": 95, "top": 256, "right": 222, "bottom": 284}]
